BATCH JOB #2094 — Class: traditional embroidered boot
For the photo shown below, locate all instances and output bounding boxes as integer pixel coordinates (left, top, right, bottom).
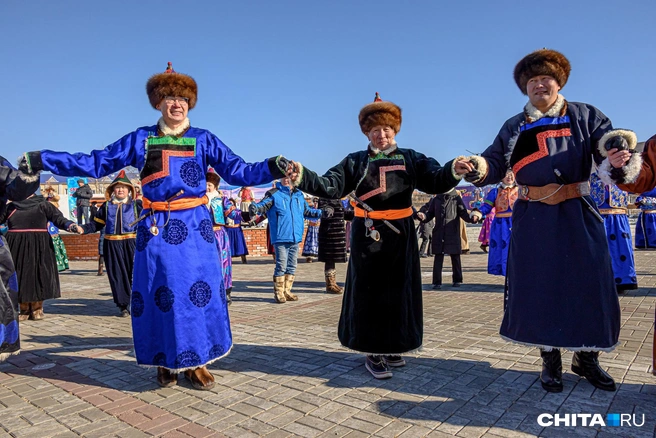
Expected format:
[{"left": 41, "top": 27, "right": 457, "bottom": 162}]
[
  {"left": 18, "top": 302, "right": 31, "bottom": 322},
  {"left": 273, "top": 276, "right": 286, "bottom": 303},
  {"left": 31, "top": 301, "right": 45, "bottom": 320},
  {"left": 97, "top": 256, "right": 104, "bottom": 276},
  {"left": 540, "top": 349, "right": 563, "bottom": 392},
  {"left": 571, "top": 351, "right": 617, "bottom": 391},
  {"left": 156, "top": 367, "right": 177, "bottom": 387},
  {"left": 183, "top": 366, "right": 215, "bottom": 390},
  {"left": 325, "top": 269, "right": 343, "bottom": 294},
  {"left": 283, "top": 274, "right": 298, "bottom": 301}
]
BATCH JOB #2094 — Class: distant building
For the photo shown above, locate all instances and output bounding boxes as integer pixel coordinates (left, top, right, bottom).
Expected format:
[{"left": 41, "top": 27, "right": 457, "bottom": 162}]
[{"left": 40, "top": 168, "right": 141, "bottom": 201}]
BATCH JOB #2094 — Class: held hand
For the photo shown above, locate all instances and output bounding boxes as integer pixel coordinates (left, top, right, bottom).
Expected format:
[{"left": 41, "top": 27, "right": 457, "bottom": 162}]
[
  {"left": 454, "top": 160, "right": 474, "bottom": 175},
  {"left": 288, "top": 160, "right": 301, "bottom": 182},
  {"left": 417, "top": 212, "right": 426, "bottom": 221},
  {"left": 77, "top": 226, "right": 85, "bottom": 235},
  {"left": 607, "top": 148, "right": 631, "bottom": 169},
  {"left": 322, "top": 206, "right": 334, "bottom": 218},
  {"left": 248, "top": 203, "right": 260, "bottom": 217}
]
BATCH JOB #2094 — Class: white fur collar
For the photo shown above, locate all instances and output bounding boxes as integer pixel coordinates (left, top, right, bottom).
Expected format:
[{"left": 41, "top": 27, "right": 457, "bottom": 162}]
[
  {"left": 111, "top": 196, "right": 130, "bottom": 204},
  {"left": 524, "top": 94, "right": 565, "bottom": 122},
  {"left": 158, "top": 117, "right": 190, "bottom": 137},
  {"left": 369, "top": 142, "right": 398, "bottom": 155}
]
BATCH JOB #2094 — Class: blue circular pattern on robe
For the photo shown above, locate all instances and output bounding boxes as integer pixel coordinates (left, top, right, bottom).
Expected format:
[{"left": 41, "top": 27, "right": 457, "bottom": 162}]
[
  {"left": 163, "top": 219, "right": 188, "bottom": 245},
  {"left": 615, "top": 277, "right": 621, "bottom": 284},
  {"left": 619, "top": 255, "right": 627, "bottom": 262},
  {"left": 609, "top": 234, "right": 617, "bottom": 241},
  {"left": 200, "top": 219, "right": 214, "bottom": 244},
  {"left": 189, "top": 281, "right": 212, "bottom": 307},
  {"left": 180, "top": 161, "right": 203, "bottom": 188},
  {"left": 153, "top": 352, "right": 167, "bottom": 366},
  {"left": 490, "top": 239, "right": 498, "bottom": 249},
  {"left": 154, "top": 286, "right": 175, "bottom": 312},
  {"left": 501, "top": 240, "right": 507, "bottom": 249},
  {"left": 131, "top": 291, "right": 145, "bottom": 317},
  {"left": 175, "top": 350, "right": 201, "bottom": 368},
  {"left": 219, "top": 283, "right": 227, "bottom": 305},
  {"left": 209, "top": 343, "right": 226, "bottom": 358},
  {"left": 136, "top": 225, "right": 153, "bottom": 252}
]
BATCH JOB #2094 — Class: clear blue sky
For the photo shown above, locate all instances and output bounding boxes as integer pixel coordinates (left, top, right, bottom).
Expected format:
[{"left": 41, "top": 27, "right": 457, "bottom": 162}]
[{"left": 2, "top": 1, "right": 655, "bottom": 174}]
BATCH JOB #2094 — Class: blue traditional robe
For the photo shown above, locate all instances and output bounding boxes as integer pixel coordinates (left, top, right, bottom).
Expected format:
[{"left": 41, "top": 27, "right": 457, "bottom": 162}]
[
  {"left": 635, "top": 188, "right": 656, "bottom": 249},
  {"left": 476, "top": 100, "right": 621, "bottom": 352},
  {"left": 590, "top": 173, "right": 637, "bottom": 291},
  {"left": 37, "top": 122, "right": 284, "bottom": 370},
  {"left": 477, "top": 185, "right": 517, "bottom": 276}
]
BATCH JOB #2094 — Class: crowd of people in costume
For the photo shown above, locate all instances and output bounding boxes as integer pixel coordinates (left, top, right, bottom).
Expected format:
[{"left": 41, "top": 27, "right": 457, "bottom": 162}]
[{"left": 1, "top": 49, "right": 655, "bottom": 393}]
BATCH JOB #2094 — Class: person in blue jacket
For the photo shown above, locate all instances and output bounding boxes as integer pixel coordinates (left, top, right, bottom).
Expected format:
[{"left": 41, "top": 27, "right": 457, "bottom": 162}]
[
  {"left": 250, "top": 177, "right": 322, "bottom": 303},
  {"left": 635, "top": 188, "right": 656, "bottom": 249}
]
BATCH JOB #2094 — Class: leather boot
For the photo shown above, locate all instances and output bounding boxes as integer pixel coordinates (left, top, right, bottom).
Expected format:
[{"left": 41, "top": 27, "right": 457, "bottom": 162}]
[
  {"left": 97, "top": 256, "right": 104, "bottom": 276},
  {"left": 156, "top": 367, "right": 178, "bottom": 387},
  {"left": 325, "top": 269, "right": 343, "bottom": 294},
  {"left": 31, "top": 301, "right": 44, "bottom": 320},
  {"left": 273, "top": 276, "right": 286, "bottom": 303},
  {"left": 241, "top": 255, "right": 248, "bottom": 264},
  {"left": 19, "top": 302, "right": 31, "bottom": 322},
  {"left": 283, "top": 274, "right": 298, "bottom": 301},
  {"left": 184, "top": 366, "right": 215, "bottom": 390},
  {"left": 571, "top": 351, "right": 617, "bottom": 391},
  {"left": 226, "top": 287, "right": 232, "bottom": 305},
  {"left": 540, "top": 349, "right": 563, "bottom": 392}
]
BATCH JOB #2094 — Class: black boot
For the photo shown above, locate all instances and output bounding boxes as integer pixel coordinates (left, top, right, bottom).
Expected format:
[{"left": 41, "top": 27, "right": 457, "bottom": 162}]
[
  {"left": 540, "top": 349, "right": 563, "bottom": 392},
  {"left": 97, "top": 256, "right": 104, "bottom": 276},
  {"left": 226, "top": 287, "right": 232, "bottom": 305},
  {"left": 571, "top": 351, "right": 617, "bottom": 391}
]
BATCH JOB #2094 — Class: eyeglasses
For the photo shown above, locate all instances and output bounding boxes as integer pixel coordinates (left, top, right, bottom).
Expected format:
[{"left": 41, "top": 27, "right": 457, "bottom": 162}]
[{"left": 164, "top": 96, "right": 189, "bottom": 105}]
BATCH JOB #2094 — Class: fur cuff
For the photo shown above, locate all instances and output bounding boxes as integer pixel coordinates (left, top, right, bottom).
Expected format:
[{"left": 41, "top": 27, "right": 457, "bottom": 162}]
[
  {"left": 468, "top": 155, "right": 488, "bottom": 184},
  {"left": 17, "top": 171, "right": 41, "bottom": 183},
  {"left": 470, "top": 210, "right": 483, "bottom": 221},
  {"left": 291, "top": 161, "right": 304, "bottom": 187},
  {"left": 451, "top": 156, "right": 466, "bottom": 180},
  {"left": 597, "top": 152, "right": 643, "bottom": 186},
  {"left": 597, "top": 129, "right": 638, "bottom": 158}
]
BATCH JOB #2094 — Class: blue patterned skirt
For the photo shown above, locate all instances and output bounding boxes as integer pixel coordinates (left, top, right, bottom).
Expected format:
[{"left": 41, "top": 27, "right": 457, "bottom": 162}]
[
  {"left": 302, "top": 224, "right": 319, "bottom": 257},
  {"left": 635, "top": 211, "right": 656, "bottom": 249},
  {"left": 131, "top": 206, "right": 231, "bottom": 371},
  {"left": 603, "top": 214, "right": 637, "bottom": 290},
  {"left": 226, "top": 226, "right": 249, "bottom": 257},
  {"left": 487, "top": 216, "right": 512, "bottom": 276},
  {"left": 214, "top": 227, "right": 232, "bottom": 291}
]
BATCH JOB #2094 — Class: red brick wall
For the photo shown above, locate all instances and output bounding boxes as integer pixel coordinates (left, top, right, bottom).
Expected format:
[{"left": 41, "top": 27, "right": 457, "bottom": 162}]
[{"left": 60, "top": 227, "right": 309, "bottom": 260}]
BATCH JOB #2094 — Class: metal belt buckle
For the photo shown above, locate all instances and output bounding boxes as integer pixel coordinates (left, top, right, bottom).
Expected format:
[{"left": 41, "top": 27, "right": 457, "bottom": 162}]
[{"left": 520, "top": 185, "right": 529, "bottom": 199}]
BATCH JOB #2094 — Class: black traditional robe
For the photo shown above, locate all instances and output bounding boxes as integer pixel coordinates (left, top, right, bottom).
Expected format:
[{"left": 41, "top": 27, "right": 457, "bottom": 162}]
[{"left": 297, "top": 145, "right": 458, "bottom": 354}]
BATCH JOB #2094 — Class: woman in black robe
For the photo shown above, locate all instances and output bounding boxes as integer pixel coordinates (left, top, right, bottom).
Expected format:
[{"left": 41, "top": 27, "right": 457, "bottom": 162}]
[
  {"left": 0, "top": 194, "right": 77, "bottom": 321},
  {"left": 289, "top": 93, "right": 473, "bottom": 379}
]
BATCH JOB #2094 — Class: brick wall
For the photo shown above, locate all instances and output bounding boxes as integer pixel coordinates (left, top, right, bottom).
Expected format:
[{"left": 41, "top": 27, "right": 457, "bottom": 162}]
[{"left": 60, "top": 227, "right": 309, "bottom": 260}]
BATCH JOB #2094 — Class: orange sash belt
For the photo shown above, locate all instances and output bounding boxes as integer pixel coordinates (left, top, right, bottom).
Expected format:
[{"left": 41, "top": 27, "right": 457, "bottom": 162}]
[
  {"left": 143, "top": 195, "right": 208, "bottom": 211},
  {"left": 351, "top": 202, "right": 413, "bottom": 220}
]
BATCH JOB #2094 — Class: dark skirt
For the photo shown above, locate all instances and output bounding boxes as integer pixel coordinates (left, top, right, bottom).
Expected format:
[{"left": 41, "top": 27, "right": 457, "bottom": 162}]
[
  {"left": 318, "top": 219, "right": 348, "bottom": 263},
  {"left": 226, "top": 226, "right": 249, "bottom": 257},
  {"left": 338, "top": 216, "right": 422, "bottom": 354},
  {"left": 104, "top": 238, "right": 136, "bottom": 308},
  {"left": 7, "top": 231, "right": 60, "bottom": 303}
]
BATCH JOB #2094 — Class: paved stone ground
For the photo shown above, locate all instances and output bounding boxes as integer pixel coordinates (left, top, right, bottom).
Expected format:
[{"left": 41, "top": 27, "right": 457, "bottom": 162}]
[{"left": 1, "top": 227, "right": 654, "bottom": 437}]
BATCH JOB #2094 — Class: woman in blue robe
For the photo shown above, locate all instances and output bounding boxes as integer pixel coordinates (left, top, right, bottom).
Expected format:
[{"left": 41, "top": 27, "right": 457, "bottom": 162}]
[
  {"left": 590, "top": 172, "right": 637, "bottom": 294},
  {"left": 20, "top": 63, "right": 288, "bottom": 389}
]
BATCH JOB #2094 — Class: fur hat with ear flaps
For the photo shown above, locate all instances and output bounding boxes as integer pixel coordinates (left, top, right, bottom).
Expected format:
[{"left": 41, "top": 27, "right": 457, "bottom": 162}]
[
  {"left": 105, "top": 170, "right": 136, "bottom": 200},
  {"left": 513, "top": 49, "right": 571, "bottom": 95},
  {"left": 146, "top": 62, "right": 198, "bottom": 109},
  {"left": 358, "top": 92, "right": 402, "bottom": 135}
]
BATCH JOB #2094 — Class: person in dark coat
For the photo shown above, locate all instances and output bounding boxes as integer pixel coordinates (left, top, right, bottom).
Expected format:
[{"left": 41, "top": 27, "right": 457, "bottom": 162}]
[
  {"left": 317, "top": 198, "right": 354, "bottom": 293},
  {"left": 461, "top": 49, "right": 640, "bottom": 393},
  {"left": 286, "top": 93, "right": 474, "bottom": 379},
  {"left": 71, "top": 179, "right": 93, "bottom": 225},
  {"left": 80, "top": 170, "right": 142, "bottom": 317},
  {"left": 418, "top": 189, "right": 477, "bottom": 289},
  {"left": 0, "top": 156, "right": 40, "bottom": 360},
  {"left": 416, "top": 199, "right": 434, "bottom": 258},
  {"left": 0, "top": 193, "right": 78, "bottom": 321}
]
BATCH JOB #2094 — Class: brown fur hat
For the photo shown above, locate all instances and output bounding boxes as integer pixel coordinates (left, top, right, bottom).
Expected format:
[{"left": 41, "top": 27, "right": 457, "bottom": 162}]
[
  {"left": 206, "top": 170, "right": 221, "bottom": 188},
  {"left": 146, "top": 62, "right": 198, "bottom": 109},
  {"left": 513, "top": 49, "right": 571, "bottom": 95},
  {"left": 358, "top": 93, "right": 402, "bottom": 135}
]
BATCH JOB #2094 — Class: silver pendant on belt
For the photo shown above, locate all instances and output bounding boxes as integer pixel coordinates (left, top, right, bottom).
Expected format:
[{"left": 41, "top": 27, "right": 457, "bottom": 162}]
[
  {"left": 369, "top": 229, "right": 380, "bottom": 241},
  {"left": 149, "top": 216, "right": 159, "bottom": 236},
  {"left": 364, "top": 218, "right": 373, "bottom": 228}
]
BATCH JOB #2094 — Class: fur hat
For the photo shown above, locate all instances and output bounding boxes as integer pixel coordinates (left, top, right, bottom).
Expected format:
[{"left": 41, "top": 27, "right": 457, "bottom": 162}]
[
  {"left": 105, "top": 170, "right": 135, "bottom": 200},
  {"left": 358, "top": 92, "right": 402, "bottom": 135},
  {"left": 146, "top": 62, "right": 198, "bottom": 109},
  {"left": 513, "top": 49, "right": 571, "bottom": 95},
  {"left": 206, "top": 169, "right": 221, "bottom": 188}
]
